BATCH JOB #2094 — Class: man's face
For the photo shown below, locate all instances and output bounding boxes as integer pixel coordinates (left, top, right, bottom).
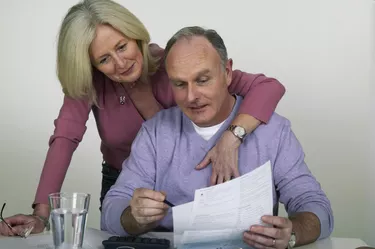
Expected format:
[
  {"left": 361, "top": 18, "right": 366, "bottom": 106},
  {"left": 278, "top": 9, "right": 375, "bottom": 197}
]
[{"left": 165, "top": 36, "right": 233, "bottom": 127}]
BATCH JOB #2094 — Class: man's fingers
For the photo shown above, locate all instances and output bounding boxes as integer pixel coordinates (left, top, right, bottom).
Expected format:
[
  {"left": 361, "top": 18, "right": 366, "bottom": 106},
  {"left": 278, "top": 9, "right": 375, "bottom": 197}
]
[
  {"left": 135, "top": 212, "right": 167, "bottom": 225},
  {"left": 262, "top": 215, "right": 291, "bottom": 228},
  {"left": 135, "top": 207, "right": 168, "bottom": 217},
  {"left": 243, "top": 231, "right": 275, "bottom": 248},
  {"left": 136, "top": 197, "right": 168, "bottom": 210},
  {"left": 135, "top": 188, "right": 165, "bottom": 202},
  {"left": 250, "top": 225, "right": 282, "bottom": 239}
]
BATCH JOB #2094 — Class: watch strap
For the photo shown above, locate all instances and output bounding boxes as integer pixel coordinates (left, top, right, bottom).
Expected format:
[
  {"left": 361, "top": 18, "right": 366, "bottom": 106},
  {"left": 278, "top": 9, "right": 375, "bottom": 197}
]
[
  {"left": 33, "top": 214, "right": 50, "bottom": 231},
  {"left": 227, "top": 125, "right": 246, "bottom": 142}
]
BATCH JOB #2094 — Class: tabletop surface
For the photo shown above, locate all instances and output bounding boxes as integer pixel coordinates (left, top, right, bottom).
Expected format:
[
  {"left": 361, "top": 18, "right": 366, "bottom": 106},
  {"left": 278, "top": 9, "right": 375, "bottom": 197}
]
[{"left": 0, "top": 228, "right": 369, "bottom": 249}]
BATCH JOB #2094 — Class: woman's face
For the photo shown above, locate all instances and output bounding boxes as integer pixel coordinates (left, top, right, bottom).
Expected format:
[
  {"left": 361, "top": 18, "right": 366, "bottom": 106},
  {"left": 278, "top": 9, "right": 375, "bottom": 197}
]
[{"left": 90, "top": 24, "right": 144, "bottom": 84}]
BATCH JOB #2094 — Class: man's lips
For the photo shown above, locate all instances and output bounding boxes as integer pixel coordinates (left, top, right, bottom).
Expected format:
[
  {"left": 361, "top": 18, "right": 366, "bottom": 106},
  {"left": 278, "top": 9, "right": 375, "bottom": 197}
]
[{"left": 189, "top": 104, "right": 208, "bottom": 110}]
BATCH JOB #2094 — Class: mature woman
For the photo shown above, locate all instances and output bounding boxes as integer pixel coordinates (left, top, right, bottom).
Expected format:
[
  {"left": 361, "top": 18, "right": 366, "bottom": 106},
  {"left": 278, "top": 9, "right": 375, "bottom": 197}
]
[{"left": 0, "top": 0, "right": 285, "bottom": 236}]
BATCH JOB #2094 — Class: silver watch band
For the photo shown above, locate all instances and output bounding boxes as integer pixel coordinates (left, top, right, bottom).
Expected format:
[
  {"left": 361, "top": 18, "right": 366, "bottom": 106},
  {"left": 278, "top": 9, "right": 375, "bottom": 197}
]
[{"left": 33, "top": 214, "right": 50, "bottom": 231}]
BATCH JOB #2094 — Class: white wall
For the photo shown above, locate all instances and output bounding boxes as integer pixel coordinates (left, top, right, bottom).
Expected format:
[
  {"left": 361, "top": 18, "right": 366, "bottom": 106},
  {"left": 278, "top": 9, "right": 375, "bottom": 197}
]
[
  {"left": 365, "top": 1, "right": 375, "bottom": 244},
  {"left": 0, "top": 0, "right": 373, "bottom": 245}
]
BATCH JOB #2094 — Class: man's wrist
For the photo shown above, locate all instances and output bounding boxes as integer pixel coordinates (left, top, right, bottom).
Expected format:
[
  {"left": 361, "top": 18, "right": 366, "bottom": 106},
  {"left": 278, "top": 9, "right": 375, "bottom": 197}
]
[
  {"left": 121, "top": 207, "right": 154, "bottom": 236},
  {"left": 288, "top": 212, "right": 321, "bottom": 247}
]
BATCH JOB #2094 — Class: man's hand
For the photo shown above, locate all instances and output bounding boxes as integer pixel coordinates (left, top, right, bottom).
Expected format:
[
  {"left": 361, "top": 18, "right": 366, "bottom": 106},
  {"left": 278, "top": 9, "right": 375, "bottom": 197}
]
[
  {"left": 129, "top": 188, "right": 169, "bottom": 227},
  {"left": 243, "top": 215, "right": 293, "bottom": 249},
  {"left": 195, "top": 130, "right": 241, "bottom": 185}
]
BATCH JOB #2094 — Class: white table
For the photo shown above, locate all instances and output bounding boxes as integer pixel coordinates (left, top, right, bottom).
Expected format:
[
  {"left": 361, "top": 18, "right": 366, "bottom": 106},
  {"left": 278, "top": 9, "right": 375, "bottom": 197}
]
[
  {"left": 146, "top": 232, "right": 369, "bottom": 249},
  {"left": 0, "top": 228, "right": 369, "bottom": 249}
]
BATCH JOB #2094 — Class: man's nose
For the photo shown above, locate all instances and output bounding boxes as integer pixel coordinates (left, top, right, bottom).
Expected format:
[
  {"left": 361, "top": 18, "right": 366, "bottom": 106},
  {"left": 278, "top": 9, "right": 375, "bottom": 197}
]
[{"left": 187, "top": 83, "right": 199, "bottom": 102}]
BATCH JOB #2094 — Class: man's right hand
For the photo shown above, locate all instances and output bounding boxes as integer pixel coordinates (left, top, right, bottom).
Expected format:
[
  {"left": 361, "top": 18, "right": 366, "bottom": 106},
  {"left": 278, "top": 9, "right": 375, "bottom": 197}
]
[{"left": 129, "top": 188, "right": 169, "bottom": 226}]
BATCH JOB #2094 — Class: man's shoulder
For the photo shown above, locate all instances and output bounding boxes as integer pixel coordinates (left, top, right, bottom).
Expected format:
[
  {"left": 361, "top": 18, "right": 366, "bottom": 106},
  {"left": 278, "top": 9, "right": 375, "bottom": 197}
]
[
  {"left": 142, "top": 106, "right": 183, "bottom": 131},
  {"left": 252, "top": 112, "right": 291, "bottom": 137},
  {"left": 267, "top": 112, "right": 291, "bottom": 128}
]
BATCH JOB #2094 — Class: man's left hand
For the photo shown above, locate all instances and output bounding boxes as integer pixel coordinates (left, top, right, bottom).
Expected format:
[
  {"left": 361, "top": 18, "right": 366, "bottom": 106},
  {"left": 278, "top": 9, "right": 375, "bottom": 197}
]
[
  {"left": 243, "top": 215, "right": 293, "bottom": 249},
  {"left": 195, "top": 130, "right": 241, "bottom": 185}
]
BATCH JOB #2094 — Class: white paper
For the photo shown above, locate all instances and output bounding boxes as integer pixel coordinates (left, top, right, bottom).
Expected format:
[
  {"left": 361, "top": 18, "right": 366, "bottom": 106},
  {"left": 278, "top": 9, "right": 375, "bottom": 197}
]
[
  {"left": 172, "top": 201, "right": 194, "bottom": 248},
  {"left": 173, "top": 161, "right": 273, "bottom": 248}
]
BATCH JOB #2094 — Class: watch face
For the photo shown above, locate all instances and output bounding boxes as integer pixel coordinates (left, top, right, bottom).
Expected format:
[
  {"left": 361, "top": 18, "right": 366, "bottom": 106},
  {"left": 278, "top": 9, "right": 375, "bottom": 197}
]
[
  {"left": 289, "top": 233, "right": 296, "bottom": 248},
  {"left": 234, "top": 126, "right": 246, "bottom": 137}
]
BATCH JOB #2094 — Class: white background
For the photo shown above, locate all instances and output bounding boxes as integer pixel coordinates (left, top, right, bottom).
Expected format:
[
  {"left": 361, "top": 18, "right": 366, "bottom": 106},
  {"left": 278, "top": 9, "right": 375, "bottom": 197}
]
[{"left": 0, "top": 0, "right": 374, "bottom": 245}]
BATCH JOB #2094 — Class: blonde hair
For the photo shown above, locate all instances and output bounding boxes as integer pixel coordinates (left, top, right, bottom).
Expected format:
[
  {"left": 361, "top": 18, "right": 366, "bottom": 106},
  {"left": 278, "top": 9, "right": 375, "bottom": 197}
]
[{"left": 57, "top": 0, "right": 160, "bottom": 105}]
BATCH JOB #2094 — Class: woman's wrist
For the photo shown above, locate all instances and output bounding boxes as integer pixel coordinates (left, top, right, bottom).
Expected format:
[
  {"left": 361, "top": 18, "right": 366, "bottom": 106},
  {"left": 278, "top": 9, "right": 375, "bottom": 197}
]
[
  {"left": 32, "top": 203, "right": 50, "bottom": 217},
  {"left": 32, "top": 203, "right": 51, "bottom": 231},
  {"left": 231, "top": 114, "right": 261, "bottom": 134},
  {"left": 223, "top": 130, "right": 242, "bottom": 148}
]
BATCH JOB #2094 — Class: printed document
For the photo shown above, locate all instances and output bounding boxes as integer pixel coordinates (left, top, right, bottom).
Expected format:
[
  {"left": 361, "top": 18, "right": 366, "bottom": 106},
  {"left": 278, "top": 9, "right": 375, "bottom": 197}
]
[{"left": 172, "top": 161, "right": 273, "bottom": 249}]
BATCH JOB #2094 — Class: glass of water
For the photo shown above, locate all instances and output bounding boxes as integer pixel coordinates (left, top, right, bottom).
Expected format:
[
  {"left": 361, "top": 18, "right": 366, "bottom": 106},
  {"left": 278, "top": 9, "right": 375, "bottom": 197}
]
[{"left": 48, "top": 192, "right": 91, "bottom": 249}]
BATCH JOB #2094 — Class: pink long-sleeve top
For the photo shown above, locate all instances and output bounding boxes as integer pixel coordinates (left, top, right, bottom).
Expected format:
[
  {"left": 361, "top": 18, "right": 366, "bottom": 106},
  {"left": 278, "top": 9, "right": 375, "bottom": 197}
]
[{"left": 33, "top": 44, "right": 286, "bottom": 206}]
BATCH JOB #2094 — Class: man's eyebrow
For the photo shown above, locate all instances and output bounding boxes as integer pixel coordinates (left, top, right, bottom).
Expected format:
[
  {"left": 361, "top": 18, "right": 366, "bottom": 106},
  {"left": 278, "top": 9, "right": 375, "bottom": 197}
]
[
  {"left": 169, "top": 69, "right": 211, "bottom": 83},
  {"left": 196, "top": 69, "right": 210, "bottom": 77}
]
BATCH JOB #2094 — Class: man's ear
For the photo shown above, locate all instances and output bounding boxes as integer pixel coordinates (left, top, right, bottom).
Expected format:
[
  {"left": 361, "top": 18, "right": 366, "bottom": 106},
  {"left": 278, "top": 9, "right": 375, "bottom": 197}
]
[{"left": 225, "top": 59, "right": 233, "bottom": 86}]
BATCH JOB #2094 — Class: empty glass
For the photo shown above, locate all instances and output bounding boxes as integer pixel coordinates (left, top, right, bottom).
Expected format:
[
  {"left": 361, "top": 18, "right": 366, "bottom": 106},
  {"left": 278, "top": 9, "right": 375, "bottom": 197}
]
[{"left": 48, "top": 192, "right": 90, "bottom": 249}]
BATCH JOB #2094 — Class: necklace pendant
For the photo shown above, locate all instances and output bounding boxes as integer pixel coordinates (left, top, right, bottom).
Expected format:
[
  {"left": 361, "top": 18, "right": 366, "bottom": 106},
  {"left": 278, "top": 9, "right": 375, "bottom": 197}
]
[{"left": 119, "top": 96, "right": 126, "bottom": 105}]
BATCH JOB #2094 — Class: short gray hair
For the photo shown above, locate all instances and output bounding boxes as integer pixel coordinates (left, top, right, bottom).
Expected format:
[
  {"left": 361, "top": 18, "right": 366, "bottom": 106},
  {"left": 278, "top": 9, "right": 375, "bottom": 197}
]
[{"left": 164, "top": 26, "right": 228, "bottom": 68}]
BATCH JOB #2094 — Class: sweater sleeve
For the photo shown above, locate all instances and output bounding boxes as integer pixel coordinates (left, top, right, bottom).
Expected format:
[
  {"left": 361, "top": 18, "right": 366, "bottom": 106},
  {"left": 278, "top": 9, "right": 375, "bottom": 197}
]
[
  {"left": 32, "top": 95, "right": 91, "bottom": 207},
  {"left": 273, "top": 120, "right": 334, "bottom": 240},
  {"left": 228, "top": 70, "right": 286, "bottom": 123},
  {"left": 101, "top": 125, "right": 157, "bottom": 235}
]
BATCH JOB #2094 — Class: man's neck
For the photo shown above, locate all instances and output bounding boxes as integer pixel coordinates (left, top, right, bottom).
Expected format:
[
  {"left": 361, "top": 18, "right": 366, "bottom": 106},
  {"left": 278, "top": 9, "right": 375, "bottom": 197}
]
[{"left": 204, "top": 94, "right": 236, "bottom": 128}]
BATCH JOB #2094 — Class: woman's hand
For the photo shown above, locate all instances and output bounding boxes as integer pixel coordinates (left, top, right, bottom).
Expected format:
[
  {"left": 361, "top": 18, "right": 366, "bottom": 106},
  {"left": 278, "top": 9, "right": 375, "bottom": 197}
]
[
  {"left": 0, "top": 214, "right": 45, "bottom": 237},
  {"left": 196, "top": 130, "right": 241, "bottom": 185}
]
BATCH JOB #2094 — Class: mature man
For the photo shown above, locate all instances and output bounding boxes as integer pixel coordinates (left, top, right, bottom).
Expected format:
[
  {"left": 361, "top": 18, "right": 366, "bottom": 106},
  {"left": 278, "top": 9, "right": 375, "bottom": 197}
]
[{"left": 101, "top": 26, "right": 334, "bottom": 249}]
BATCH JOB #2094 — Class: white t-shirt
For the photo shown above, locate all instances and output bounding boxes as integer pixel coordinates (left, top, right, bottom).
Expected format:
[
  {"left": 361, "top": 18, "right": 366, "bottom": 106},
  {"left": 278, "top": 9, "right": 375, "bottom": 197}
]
[{"left": 191, "top": 119, "right": 227, "bottom": 141}]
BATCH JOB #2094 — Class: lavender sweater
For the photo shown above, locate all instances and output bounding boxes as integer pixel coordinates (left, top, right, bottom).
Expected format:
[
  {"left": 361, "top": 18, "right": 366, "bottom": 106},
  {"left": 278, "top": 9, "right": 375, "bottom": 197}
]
[{"left": 101, "top": 96, "right": 334, "bottom": 239}]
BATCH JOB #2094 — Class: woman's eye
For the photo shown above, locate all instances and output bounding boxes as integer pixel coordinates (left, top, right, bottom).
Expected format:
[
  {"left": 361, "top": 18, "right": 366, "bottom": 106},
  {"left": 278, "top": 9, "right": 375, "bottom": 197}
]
[
  {"left": 118, "top": 44, "right": 127, "bottom": 51},
  {"left": 99, "top": 57, "right": 108, "bottom": 64}
]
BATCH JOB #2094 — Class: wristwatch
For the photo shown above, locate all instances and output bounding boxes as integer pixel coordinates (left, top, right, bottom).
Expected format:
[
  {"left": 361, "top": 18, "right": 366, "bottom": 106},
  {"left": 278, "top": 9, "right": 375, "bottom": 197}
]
[
  {"left": 288, "top": 232, "right": 296, "bottom": 248},
  {"left": 227, "top": 125, "right": 247, "bottom": 142}
]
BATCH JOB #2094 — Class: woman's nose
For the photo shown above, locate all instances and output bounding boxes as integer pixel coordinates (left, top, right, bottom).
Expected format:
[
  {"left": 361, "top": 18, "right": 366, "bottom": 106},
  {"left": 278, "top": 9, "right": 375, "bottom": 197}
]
[{"left": 113, "top": 54, "right": 126, "bottom": 69}]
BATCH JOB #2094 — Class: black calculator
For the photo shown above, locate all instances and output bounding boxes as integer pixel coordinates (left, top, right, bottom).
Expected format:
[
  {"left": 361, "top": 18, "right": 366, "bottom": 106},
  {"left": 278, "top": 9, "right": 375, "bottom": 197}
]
[{"left": 102, "top": 235, "right": 171, "bottom": 249}]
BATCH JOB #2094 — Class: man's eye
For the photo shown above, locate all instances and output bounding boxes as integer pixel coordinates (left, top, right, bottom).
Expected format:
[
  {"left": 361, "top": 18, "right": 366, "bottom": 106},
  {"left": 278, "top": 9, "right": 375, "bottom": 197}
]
[{"left": 197, "top": 78, "right": 208, "bottom": 84}]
